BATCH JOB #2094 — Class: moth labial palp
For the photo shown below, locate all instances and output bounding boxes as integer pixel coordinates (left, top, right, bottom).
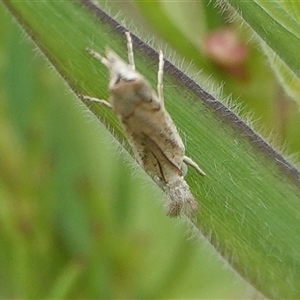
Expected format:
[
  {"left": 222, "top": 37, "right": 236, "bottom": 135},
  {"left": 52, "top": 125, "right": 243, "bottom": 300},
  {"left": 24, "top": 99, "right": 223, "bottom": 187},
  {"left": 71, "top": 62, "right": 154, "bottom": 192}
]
[{"left": 82, "top": 31, "right": 206, "bottom": 218}]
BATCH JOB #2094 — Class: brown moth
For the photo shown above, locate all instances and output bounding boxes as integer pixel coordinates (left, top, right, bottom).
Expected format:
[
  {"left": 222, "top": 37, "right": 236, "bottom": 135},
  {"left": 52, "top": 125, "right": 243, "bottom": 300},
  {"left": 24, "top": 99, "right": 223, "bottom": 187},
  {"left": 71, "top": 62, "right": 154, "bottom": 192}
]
[{"left": 82, "top": 32, "right": 205, "bottom": 217}]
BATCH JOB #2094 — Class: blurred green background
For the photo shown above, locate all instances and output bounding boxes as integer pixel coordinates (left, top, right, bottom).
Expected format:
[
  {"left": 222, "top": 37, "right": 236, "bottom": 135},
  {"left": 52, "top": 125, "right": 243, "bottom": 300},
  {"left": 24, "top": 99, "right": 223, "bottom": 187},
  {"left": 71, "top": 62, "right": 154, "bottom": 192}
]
[{"left": 0, "top": 1, "right": 299, "bottom": 299}]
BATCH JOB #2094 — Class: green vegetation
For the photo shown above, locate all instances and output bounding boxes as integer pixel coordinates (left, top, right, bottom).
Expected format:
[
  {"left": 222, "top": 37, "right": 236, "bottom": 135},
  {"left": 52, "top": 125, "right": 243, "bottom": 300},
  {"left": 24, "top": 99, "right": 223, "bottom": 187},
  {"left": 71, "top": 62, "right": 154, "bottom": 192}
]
[{"left": 1, "top": 1, "right": 300, "bottom": 299}]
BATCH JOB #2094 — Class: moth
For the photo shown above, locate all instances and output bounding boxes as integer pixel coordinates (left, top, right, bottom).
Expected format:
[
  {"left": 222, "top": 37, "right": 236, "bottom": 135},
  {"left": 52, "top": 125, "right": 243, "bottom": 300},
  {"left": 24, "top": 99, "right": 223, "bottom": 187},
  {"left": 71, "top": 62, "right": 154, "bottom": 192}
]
[{"left": 82, "top": 32, "right": 205, "bottom": 217}]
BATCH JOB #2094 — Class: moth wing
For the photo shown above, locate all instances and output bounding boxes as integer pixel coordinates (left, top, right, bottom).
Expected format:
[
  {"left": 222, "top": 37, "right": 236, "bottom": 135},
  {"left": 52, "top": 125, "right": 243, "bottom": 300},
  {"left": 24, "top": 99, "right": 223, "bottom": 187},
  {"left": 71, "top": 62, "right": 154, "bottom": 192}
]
[
  {"left": 126, "top": 131, "right": 183, "bottom": 184},
  {"left": 126, "top": 133, "right": 164, "bottom": 179},
  {"left": 135, "top": 108, "right": 186, "bottom": 174}
]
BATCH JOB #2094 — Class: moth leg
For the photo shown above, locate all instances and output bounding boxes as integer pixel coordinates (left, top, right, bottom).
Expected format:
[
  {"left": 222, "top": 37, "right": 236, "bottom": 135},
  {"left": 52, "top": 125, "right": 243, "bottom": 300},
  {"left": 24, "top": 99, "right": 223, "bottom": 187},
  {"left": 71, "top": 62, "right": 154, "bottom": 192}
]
[
  {"left": 81, "top": 95, "right": 113, "bottom": 109},
  {"left": 157, "top": 50, "right": 164, "bottom": 104},
  {"left": 125, "top": 32, "right": 135, "bottom": 70},
  {"left": 183, "top": 156, "right": 206, "bottom": 176}
]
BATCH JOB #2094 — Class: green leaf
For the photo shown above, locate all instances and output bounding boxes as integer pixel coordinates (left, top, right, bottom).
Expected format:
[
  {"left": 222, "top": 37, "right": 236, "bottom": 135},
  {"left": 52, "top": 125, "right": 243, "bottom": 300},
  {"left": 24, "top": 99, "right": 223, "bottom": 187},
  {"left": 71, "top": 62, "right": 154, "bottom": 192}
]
[
  {"left": 225, "top": 0, "right": 300, "bottom": 105},
  {"left": 2, "top": 1, "right": 300, "bottom": 299},
  {"left": 135, "top": 0, "right": 211, "bottom": 70}
]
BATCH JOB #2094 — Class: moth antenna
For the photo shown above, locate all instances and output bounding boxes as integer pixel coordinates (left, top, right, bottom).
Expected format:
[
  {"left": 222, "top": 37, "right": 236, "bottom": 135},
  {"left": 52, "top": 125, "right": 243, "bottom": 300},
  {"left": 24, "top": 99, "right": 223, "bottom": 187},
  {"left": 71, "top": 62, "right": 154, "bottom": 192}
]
[
  {"left": 125, "top": 32, "right": 135, "bottom": 70},
  {"left": 86, "top": 47, "right": 109, "bottom": 67},
  {"left": 158, "top": 50, "right": 164, "bottom": 103}
]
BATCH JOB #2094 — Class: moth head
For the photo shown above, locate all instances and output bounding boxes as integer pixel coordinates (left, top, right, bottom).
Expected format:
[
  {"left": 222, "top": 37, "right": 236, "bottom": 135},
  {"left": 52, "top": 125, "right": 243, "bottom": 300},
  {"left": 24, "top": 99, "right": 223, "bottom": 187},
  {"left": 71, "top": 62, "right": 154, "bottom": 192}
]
[{"left": 105, "top": 49, "right": 141, "bottom": 89}]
